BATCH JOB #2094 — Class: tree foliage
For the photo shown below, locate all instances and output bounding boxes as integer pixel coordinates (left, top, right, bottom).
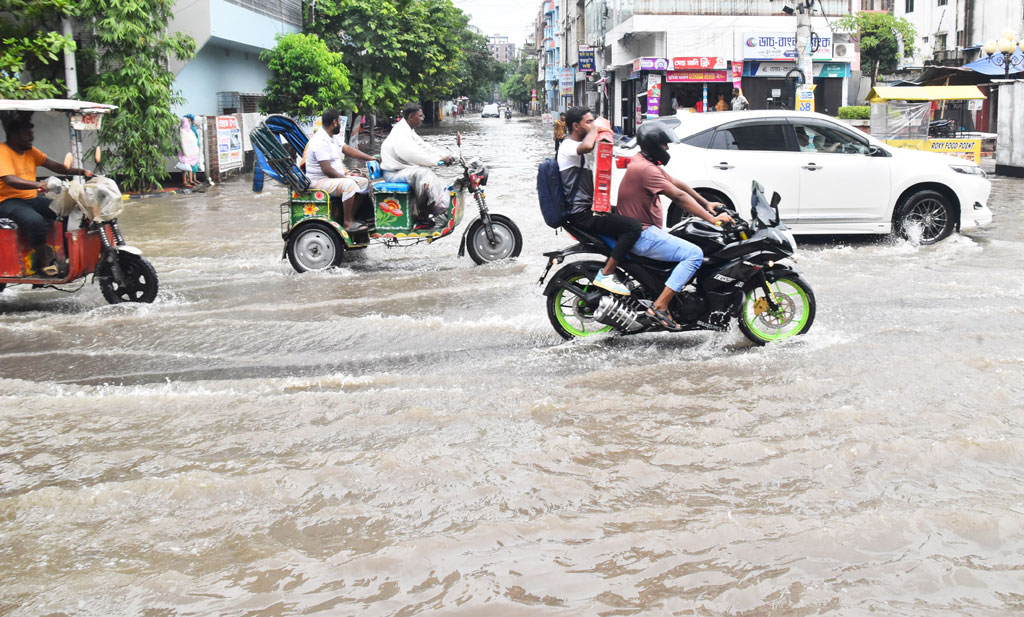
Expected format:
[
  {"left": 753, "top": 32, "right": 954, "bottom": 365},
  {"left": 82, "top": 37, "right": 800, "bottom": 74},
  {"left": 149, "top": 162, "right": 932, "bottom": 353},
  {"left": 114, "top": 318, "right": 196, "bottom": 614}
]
[
  {"left": 834, "top": 12, "right": 917, "bottom": 85},
  {"left": 501, "top": 58, "right": 537, "bottom": 105},
  {"left": 0, "top": 0, "right": 78, "bottom": 99},
  {"left": 78, "top": 0, "right": 196, "bottom": 191},
  {"left": 304, "top": 0, "right": 504, "bottom": 113},
  {"left": 260, "top": 33, "right": 352, "bottom": 117},
  {"left": 457, "top": 31, "right": 507, "bottom": 102}
]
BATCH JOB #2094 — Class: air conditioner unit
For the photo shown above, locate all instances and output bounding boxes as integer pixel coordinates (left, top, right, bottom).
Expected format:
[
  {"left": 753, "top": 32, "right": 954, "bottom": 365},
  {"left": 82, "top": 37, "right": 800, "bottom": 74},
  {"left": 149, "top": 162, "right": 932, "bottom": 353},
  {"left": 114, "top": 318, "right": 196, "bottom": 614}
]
[{"left": 832, "top": 34, "right": 855, "bottom": 60}]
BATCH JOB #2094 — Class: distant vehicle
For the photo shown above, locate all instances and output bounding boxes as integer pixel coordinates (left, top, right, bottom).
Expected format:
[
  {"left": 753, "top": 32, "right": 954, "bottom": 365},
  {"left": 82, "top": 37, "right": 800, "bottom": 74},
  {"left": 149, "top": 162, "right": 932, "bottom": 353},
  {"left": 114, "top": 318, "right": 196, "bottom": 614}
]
[
  {"left": 611, "top": 110, "right": 993, "bottom": 245},
  {"left": 482, "top": 104, "right": 500, "bottom": 118}
]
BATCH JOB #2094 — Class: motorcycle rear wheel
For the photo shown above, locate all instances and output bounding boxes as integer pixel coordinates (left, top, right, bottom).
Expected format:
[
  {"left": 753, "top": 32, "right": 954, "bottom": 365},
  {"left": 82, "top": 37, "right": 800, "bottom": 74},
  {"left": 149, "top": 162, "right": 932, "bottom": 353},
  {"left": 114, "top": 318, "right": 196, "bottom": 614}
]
[
  {"left": 100, "top": 252, "right": 159, "bottom": 304},
  {"left": 738, "top": 274, "right": 815, "bottom": 345},
  {"left": 546, "top": 270, "right": 614, "bottom": 340}
]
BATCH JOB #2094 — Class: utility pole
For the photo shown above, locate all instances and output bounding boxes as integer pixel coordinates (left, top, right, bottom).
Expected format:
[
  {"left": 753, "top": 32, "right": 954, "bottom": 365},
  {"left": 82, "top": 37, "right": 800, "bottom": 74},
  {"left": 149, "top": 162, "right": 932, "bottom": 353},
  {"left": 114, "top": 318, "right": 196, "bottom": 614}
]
[
  {"left": 61, "top": 17, "right": 78, "bottom": 98},
  {"left": 794, "top": 0, "right": 816, "bottom": 112}
]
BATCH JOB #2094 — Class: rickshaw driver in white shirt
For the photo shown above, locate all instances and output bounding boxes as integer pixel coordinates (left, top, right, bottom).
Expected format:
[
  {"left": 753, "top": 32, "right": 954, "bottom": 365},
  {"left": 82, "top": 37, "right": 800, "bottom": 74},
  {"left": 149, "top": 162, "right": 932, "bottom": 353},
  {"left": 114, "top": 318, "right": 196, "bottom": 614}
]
[{"left": 379, "top": 102, "right": 454, "bottom": 229}]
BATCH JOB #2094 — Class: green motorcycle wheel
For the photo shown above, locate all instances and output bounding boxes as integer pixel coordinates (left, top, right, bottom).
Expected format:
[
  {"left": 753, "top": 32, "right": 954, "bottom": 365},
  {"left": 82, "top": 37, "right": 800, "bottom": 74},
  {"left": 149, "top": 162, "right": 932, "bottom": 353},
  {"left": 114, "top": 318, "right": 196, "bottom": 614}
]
[
  {"left": 546, "top": 270, "right": 613, "bottom": 340},
  {"left": 738, "top": 274, "right": 815, "bottom": 345}
]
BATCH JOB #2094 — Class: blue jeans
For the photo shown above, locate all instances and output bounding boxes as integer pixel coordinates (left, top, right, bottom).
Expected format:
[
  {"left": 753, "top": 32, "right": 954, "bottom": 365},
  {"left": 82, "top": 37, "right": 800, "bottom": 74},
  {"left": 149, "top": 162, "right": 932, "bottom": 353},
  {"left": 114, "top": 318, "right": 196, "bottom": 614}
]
[{"left": 630, "top": 226, "right": 703, "bottom": 292}]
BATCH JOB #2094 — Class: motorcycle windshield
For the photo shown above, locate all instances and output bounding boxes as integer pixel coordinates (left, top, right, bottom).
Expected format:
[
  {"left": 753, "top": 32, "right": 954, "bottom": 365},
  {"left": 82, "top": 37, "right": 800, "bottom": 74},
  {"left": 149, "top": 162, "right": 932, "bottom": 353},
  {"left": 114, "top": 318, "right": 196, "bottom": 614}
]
[{"left": 749, "top": 182, "right": 779, "bottom": 229}]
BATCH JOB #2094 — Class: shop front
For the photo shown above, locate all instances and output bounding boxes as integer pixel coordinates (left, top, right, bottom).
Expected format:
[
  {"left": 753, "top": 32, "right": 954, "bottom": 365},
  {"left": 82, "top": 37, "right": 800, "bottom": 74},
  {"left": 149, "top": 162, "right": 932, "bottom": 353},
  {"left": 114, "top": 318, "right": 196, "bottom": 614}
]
[
  {"left": 739, "top": 31, "right": 850, "bottom": 115},
  {"left": 662, "top": 57, "right": 732, "bottom": 113},
  {"left": 741, "top": 61, "right": 850, "bottom": 115},
  {"left": 619, "top": 56, "right": 669, "bottom": 135}
]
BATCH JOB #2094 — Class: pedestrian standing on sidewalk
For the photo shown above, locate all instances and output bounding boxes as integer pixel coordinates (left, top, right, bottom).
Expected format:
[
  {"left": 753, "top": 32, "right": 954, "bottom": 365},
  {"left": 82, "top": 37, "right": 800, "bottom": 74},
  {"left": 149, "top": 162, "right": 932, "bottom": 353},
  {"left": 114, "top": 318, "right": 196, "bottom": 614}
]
[
  {"left": 553, "top": 113, "right": 566, "bottom": 155},
  {"left": 731, "top": 88, "right": 750, "bottom": 111}
]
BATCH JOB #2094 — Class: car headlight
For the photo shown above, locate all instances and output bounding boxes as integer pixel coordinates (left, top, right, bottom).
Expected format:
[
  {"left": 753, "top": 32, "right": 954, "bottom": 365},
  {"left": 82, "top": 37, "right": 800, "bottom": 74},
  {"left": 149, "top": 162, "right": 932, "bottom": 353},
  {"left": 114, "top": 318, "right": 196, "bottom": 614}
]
[{"left": 950, "top": 164, "right": 987, "bottom": 178}]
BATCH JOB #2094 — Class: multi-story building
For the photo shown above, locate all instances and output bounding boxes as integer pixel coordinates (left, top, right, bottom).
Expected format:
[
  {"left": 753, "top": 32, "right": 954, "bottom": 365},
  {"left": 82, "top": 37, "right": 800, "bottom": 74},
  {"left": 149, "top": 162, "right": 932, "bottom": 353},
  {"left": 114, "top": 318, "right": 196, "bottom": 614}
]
[
  {"left": 488, "top": 35, "right": 518, "bottom": 63},
  {"left": 896, "top": 0, "right": 1024, "bottom": 68},
  {"left": 539, "top": 0, "right": 563, "bottom": 111},
  {"left": 168, "top": 0, "right": 302, "bottom": 115},
  {"left": 560, "top": 0, "right": 864, "bottom": 134}
]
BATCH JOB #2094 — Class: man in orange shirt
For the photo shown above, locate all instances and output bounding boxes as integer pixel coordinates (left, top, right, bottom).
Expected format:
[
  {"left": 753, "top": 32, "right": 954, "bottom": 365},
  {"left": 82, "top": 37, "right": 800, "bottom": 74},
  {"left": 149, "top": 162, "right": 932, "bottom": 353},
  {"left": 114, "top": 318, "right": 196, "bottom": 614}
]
[{"left": 0, "top": 115, "right": 93, "bottom": 276}]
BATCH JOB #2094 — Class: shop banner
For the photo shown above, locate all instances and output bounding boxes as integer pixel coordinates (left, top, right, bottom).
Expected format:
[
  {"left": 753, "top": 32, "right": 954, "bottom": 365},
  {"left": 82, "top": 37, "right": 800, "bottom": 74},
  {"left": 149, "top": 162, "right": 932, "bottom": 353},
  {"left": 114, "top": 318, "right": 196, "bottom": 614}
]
[
  {"left": 646, "top": 74, "right": 662, "bottom": 118},
  {"left": 560, "top": 68, "right": 574, "bottom": 95},
  {"left": 632, "top": 57, "right": 669, "bottom": 72},
  {"left": 885, "top": 138, "right": 982, "bottom": 164},
  {"left": 744, "top": 61, "right": 850, "bottom": 78},
  {"left": 732, "top": 61, "right": 743, "bottom": 88},
  {"left": 578, "top": 46, "right": 596, "bottom": 73},
  {"left": 532, "top": 88, "right": 537, "bottom": 101},
  {"left": 743, "top": 32, "right": 833, "bottom": 61},
  {"left": 666, "top": 70, "right": 728, "bottom": 83},
  {"left": 672, "top": 56, "right": 727, "bottom": 70},
  {"left": 216, "top": 116, "right": 243, "bottom": 170}
]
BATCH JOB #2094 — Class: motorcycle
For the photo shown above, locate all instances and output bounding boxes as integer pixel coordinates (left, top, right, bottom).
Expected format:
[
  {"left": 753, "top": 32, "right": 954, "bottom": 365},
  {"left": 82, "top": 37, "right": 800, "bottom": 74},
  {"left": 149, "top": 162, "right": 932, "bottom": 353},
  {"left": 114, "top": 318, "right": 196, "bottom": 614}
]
[
  {"left": 251, "top": 115, "right": 522, "bottom": 271},
  {"left": 928, "top": 119, "right": 958, "bottom": 138},
  {"left": 504, "top": 108, "right": 512, "bottom": 120},
  {"left": 0, "top": 99, "right": 158, "bottom": 305},
  {"left": 538, "top": 181, "right": 816, "bottom": 345}
]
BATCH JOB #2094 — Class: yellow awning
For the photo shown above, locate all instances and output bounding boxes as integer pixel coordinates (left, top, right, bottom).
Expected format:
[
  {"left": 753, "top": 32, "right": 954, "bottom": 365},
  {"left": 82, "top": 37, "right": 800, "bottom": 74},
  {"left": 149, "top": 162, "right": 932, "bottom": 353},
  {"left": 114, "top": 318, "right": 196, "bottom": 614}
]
[{"left": 866, "top": 85, "right": 987, "bottom": 102}]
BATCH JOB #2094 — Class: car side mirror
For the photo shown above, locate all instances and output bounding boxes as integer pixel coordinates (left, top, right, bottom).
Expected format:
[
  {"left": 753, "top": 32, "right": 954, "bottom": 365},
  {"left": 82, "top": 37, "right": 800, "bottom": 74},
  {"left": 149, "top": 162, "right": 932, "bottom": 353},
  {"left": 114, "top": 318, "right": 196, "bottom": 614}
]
[{"left": 868, "top": 145, "right": 884, "bottom": 157}]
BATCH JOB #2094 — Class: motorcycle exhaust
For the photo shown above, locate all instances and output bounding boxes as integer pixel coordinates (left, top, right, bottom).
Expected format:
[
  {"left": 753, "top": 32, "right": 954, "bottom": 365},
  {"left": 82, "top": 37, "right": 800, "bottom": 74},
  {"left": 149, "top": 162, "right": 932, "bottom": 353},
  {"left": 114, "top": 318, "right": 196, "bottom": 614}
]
[{"left": 593, "top": 295, "right": 647, "bottom": 333}]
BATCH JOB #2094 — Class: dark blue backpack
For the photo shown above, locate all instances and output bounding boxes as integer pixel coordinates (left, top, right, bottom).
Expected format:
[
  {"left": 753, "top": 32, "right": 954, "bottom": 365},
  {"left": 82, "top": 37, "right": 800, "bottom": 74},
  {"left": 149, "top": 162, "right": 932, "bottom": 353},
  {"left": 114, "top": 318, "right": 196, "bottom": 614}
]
[{"left": 537, "top": 157, "right": 583, "bottom": 228}]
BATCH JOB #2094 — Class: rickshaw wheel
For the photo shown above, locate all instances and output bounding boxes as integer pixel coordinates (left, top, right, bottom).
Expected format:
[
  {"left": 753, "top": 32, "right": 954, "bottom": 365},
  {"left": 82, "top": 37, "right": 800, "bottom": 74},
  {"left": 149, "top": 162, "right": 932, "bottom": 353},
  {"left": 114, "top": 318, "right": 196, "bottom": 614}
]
[
  {"left": 100, "top": 253, "right": 159, "bottom": 304},
  {"left": 466, "top": 214, "right": 522, "bottom": 265},
  {"left": 287, "top": 221, "right": 344, "bottom": 272}
]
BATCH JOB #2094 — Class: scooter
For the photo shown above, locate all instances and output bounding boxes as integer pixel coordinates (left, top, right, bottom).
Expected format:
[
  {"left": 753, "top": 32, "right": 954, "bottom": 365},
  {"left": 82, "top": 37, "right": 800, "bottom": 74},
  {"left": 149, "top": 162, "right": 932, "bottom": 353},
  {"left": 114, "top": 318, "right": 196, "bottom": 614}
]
[{"left": 538, "top": 182, "right": 815, "bottom": 345}]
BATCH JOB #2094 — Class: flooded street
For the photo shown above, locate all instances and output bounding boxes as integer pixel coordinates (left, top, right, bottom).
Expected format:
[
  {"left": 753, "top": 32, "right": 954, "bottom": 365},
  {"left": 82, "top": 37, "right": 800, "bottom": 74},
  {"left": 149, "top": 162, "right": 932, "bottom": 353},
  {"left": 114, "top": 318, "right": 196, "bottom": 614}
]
[{"left": 2, "top": 114, "right": 1024, "bottom": 616}]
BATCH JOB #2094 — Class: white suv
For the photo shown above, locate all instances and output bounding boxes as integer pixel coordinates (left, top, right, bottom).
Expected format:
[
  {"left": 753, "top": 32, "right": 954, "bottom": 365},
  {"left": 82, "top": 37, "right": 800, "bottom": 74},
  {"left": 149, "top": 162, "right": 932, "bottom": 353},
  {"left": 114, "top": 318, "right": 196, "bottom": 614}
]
[{"left": 612, "top": 111, "right": 992, "bottom": 244}]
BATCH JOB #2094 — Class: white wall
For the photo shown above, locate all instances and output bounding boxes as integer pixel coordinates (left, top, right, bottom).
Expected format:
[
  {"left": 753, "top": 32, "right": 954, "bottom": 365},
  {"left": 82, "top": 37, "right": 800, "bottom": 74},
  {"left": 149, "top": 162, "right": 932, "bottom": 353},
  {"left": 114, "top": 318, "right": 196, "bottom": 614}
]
[{"left": 895, "top": 0, "right": 959, "bottom": 67}]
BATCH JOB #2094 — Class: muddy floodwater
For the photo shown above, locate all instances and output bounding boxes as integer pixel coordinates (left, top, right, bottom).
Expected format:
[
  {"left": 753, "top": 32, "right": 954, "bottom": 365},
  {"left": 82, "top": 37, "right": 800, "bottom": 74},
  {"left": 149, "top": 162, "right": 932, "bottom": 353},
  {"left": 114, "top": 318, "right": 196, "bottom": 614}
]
[{"left": 2, "top": 115, "right": 1023, "bottom": 616}]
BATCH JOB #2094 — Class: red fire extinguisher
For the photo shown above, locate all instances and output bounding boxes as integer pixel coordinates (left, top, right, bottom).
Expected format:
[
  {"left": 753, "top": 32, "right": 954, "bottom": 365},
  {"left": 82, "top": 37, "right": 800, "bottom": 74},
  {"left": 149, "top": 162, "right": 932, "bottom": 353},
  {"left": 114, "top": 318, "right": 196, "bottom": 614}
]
[{"left": 591, "top": 117, "right": 614, "bottom": 214}]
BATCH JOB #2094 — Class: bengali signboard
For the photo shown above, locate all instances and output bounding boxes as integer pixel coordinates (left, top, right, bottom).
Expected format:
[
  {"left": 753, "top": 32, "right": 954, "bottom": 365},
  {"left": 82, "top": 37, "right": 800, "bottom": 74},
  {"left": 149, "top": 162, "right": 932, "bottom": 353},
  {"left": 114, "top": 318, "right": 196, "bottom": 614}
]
[
  {"left": 560, "top": 68, "right": 575, "bottom": 96},
  {"left": 744, "top": 61, "right": 850, "bottom": 78},
  {"left": 732, "top": 61, "right": 743, "bottom": 88},
  {"left": 672, "top": 56, "right": 727, "bottom": 71},
  {"left": 632, "top": 57, "right": 670, "bottom": 72},
  {"left": 216, "top": 116, "right": 243, "bottom": 170},
  {"left": 666, "top": 70, "right": 728, "bottom": 83},
  {"left": 743, "top": 32, "right": 833, "bottom": 61},
  {"left": 578, "top": 46, "right": 596, "bottom": 73},
  {"left": 646, "top": 74, "right": 662, "bottom": 118}
]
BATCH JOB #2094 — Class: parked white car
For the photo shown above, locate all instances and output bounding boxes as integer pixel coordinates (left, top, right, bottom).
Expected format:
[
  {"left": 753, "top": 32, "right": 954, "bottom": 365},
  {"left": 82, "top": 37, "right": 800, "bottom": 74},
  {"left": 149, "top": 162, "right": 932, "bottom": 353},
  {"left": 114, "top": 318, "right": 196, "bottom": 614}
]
[{"left": 611, "top": 110, "right": 993, "bottom": 244}]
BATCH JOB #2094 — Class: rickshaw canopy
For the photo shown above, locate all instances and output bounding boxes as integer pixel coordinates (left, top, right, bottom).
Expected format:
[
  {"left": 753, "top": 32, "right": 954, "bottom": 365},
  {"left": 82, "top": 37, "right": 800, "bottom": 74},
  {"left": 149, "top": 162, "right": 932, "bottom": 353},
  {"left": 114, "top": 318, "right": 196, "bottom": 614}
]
[
  {"left": 866, "top": 86, "right": 987, "bottom": 103},
  {"left": 0, "top": 99, "right": 117, "bottom": 114}
]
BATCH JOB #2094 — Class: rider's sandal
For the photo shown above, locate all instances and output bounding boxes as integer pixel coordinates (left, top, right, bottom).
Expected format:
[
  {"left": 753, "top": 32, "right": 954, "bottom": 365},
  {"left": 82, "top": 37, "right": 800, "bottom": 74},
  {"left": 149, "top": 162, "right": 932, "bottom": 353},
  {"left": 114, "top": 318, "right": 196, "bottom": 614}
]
[{"left": 639, "top": 300, "right": 683, "bottom": 332}]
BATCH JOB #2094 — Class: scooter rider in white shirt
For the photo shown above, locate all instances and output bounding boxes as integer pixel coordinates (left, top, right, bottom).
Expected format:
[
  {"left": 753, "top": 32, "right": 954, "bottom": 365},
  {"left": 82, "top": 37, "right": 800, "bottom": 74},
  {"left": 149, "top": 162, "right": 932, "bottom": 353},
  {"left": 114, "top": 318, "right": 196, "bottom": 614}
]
[{"left": 379, "top": 102, "right": 454, "bottom": 229}]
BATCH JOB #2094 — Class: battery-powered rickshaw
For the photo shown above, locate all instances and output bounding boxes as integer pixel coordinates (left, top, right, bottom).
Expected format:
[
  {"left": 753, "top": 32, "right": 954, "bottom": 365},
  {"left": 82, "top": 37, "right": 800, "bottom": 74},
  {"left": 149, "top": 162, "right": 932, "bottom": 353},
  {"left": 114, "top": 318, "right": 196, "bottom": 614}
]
[
  {"left": 250, "top": 115, "right": 522, "bottom": 272},
  {"left": 0, "top": 99, "right": 157, "bottom": 304}
]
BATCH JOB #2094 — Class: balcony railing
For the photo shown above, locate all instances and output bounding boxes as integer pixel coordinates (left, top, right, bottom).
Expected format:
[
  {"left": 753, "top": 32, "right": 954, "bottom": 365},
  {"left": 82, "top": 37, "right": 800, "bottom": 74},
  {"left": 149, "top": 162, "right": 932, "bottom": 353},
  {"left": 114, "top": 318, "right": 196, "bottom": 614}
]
[
  {"left": 224, "top": 0, "right": 302, "bottom": 26},
  {"left": 605, "top": 0, "right": 855, "bottom": 29},
  {"left": 926, "top": 48, "right": 964, "bottom": 66}
]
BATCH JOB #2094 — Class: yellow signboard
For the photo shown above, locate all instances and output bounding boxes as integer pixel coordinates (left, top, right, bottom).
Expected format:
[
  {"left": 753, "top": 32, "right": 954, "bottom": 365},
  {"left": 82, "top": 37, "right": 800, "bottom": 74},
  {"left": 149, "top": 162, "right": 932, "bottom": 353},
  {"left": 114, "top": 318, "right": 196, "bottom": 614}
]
[
  {"left": 884, "top": 139, "right": 982, "bottom": 164},
  {"left": 796, "top": 85, "right": 815, "bottom": 113}
]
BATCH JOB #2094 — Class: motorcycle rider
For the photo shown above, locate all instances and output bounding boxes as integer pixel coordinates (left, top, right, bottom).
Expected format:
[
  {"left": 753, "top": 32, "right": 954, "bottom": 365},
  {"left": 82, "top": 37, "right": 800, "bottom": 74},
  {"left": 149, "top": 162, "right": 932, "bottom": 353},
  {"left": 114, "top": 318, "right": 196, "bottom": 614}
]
[
  {"left": 304, "top": 109, "right": 377, "bottom": 232},
  {"left": 380, "top": 102, "right": 454, "bottom": 229},
  {"left": 0, "top": 114, "right": 93, "bottom": 276},
  {"left": 559, "top": 106, "right": 642, "bottom": 295},
  {"left": 616, "top": 119, "right": 733, "bottom": 331}
]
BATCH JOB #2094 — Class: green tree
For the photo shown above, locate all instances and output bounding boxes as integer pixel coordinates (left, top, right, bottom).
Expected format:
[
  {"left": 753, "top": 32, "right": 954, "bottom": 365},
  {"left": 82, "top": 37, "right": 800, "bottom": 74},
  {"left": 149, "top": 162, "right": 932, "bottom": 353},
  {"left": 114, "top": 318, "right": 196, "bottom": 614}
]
[
  {"left": 78, "top": 0, "right": 196, "bottom": 191},
  {"left": 0, "top": 0, "right": 78, "bottom": 99},
  {"left": 501, "top": 58, "right": 537, "bottom": 105},
  {"left": 305, "top": 0, "right": 471, "bottom": 113},
  {"left": 834, "top": 12, "right": 917, "bottom": 86},
  {"left": 458, "top": 32, "right": 508, "bottom": 102},
  {"left": 260, "top": 33, "right": 352, "bottom": 117}
]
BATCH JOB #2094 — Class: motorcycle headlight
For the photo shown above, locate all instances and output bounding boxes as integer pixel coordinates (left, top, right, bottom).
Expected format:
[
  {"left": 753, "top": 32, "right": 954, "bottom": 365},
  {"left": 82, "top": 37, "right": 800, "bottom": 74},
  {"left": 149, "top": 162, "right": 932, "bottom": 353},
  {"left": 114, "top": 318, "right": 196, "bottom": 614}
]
[{"left": 950, "top": 164, "right": 987, "bottom": 178}]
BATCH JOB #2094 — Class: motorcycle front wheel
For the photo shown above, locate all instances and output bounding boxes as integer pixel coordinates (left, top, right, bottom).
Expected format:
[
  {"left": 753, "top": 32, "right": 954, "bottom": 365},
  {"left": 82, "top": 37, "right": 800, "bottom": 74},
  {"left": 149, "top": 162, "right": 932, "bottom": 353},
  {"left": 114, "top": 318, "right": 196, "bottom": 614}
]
[
  {"left": 100, "top": 252, "right": 159, "bottom": 304},
  {"left": 738, "top": 274, "right": 815, "bottom": 345},
  {"left": 465, "top": 214, "right": 523, "bottom": 265},
  {"left": 546, "top": 269, "right": 613, "bottom": 340}
]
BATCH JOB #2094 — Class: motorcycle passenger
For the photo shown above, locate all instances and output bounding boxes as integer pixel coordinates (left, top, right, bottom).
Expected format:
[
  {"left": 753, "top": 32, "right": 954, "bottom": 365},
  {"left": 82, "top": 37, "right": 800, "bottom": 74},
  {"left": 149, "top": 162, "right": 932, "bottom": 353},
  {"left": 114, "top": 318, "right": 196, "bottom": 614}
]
[
  {"left": 0, "top": 114, "right": 93, "bottom": 277},
  {"left": 380, "top": 102, "right": 454, "bottom": 229},
  {"left": 304, "top": 109, "right": 377, "bottom": 232},
  {"left": 559, "top": 106, "right": 642, "bottom": 295},
  {"left": 616, "top": 119, "right": 733, "bottom": 331}
]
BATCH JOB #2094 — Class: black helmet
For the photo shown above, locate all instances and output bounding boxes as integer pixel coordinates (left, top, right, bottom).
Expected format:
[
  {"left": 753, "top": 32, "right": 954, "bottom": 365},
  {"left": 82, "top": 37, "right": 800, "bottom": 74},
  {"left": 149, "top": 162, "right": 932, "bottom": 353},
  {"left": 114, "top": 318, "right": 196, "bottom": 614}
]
[{"left": 636, "top": 119, "right": 680, "bottom": 166}]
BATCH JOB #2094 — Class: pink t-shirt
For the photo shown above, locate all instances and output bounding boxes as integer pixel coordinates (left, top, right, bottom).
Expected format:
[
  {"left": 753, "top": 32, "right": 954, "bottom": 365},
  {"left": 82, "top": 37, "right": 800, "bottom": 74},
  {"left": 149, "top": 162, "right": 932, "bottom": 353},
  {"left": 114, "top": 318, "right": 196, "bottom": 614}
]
[{"left": 615, "top": 153, "right": 673, "bottom": 228}]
